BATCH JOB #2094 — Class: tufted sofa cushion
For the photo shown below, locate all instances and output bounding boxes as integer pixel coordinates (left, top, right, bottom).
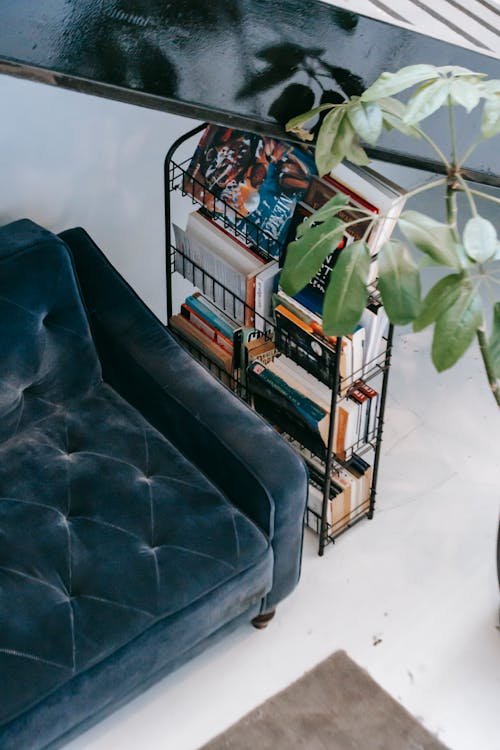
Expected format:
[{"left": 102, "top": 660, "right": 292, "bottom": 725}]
[
  {"left": 0, "top": 221, "right": 271, "bottom": 732},
  {"left": 0, "top": 383, "right": 270, "bottom": 728},
  {"left": 0, "top": 224, "right": 101, "bottom": 443}
]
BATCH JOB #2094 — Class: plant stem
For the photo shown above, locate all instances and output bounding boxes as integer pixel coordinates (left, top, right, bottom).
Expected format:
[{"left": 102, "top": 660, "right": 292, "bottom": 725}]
[
  {"left": 458, "top": 137, "right": 482, "bottom": 168},
  {"left": 413, "top": 125, "right": 451, "bottom": 169},
  {"left": 468, "top": 188, "right": 500, "bottom": 207},
  {"left": 476, "top": 327, "right": 500, "bottom": 407},
  {"left": 448, "top": 96, "right": 458, "bottom": 166},
  {"left": 446, "top": 184, "right": 460, "bottom": 242},
  {"left": 404, "top": 176, "right": 447, "bottom": 201},
  {"left": 456, "top": 174, "right": 478, "bottom": 217}
]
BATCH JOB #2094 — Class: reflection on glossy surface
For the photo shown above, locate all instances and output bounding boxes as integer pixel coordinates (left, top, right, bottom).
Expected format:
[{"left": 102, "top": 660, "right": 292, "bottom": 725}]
[{"left": 1, "top": 0, "right": 499, "bottom": 178}]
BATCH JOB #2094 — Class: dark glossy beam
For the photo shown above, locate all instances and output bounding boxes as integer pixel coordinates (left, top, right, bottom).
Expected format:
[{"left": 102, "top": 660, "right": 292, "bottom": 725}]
[{"left": 1, "top": 0, "right": 499, "bottom": 185}]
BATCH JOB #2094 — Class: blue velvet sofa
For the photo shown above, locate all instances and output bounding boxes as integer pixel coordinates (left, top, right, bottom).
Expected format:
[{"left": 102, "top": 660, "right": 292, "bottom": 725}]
[{"left": 0, "top": 219, "right": 308, "bottom": 750}]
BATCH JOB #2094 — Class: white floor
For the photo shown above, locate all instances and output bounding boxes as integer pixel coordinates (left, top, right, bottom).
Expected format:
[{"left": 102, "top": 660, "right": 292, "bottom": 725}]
[{"left": 63, "top": 323, "right": 500, "bottom": 750}]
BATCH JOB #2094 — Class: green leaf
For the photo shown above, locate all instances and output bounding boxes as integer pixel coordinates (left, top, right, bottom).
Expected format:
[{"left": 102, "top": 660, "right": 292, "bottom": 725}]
[
  {"left": 432, "top": 283, "right": 483, "bottom": 371},
  {"left": 412, "top": 273, "right": 465, "bottom": 332},
  {"left": 347, "top": 101, "right": 383, "bottom": 145},
  {"left": 322, "top": 241, "right": 371, "bottom": 335},
  {"left": 317, "top": 115, "right": 361, "bottom": 174},
  {"left": 361, "top": 65, "right": 439, "bottom": 101},
  {"left": 315, "top": 108, "right": 345, "bottom": 175},
  {"left": 286, "top": 102, "right": 337, "bottom": 132},
  {"left": 438, "top": 65, "right": 485, "bottom": 78},
  {"left": 463, "top": 216, "right": 498, "bottom": 263},
  {"left": 329, "top": 116, "right": 358, "bottom": 168},
  {"left": 398, "top": 211, "right": 461, "bottom": 268},
  {"left": 488, "top": 302, "right": 500, "bottom": 379},
  {"left": 343, "top": 132, "right": 371, "bottom": 166},
  {"left": 404, "top": 78, "right": 451, "bottom": 124},
  {"left": 481, "top": 95, "right": 500, "bottom": 139},
  {"left": 380, "top": 98, "right": 421, "bottom": 138},
  {"left": 280, "top": 215, "right": 345, "bottom": 297},
  {"left": 480, "top": 79, "right": 500, "bottom": 97},
  {"left": 450, "top": 78, "right": 481, "bottom": 113},
  {"left": 297, "top": 194, "right": 350, "bottom": 237},
  {"left": 377, "top": 240, "right": 421, "bottom": 324}
]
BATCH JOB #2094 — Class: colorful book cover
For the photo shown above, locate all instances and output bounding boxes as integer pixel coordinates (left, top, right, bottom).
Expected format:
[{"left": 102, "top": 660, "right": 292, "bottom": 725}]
[
  {"left": 185, "top": 125, "right": 317, "bottom": 257},
  {"left": 247, "top": 360, "right": 329, "bottom": 446}
]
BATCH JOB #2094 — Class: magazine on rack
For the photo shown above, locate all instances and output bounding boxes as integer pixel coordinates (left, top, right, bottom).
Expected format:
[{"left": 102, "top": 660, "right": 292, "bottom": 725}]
[{"left": 185, "top": 124, "right": 317, "bottom": 257}]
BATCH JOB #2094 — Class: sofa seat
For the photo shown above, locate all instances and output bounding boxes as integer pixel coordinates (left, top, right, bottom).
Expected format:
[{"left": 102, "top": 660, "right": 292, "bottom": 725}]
[{"left": 0, "top": 381, "right": 271, "bottom": 730}]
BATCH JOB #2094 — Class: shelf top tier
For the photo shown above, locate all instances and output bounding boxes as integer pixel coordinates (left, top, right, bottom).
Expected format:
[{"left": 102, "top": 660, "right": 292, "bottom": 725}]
[{"left": 1, "top": 1, "right": 499, "bottom": 185}]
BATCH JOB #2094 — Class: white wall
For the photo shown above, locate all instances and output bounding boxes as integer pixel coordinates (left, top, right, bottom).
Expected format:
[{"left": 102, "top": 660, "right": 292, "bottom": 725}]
[{"left": 0, "top": 74, "right": 200, "bottom": 322}]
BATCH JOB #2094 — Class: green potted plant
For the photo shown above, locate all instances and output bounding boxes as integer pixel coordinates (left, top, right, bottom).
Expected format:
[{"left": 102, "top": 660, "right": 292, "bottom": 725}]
[{"left": 281, "top": 64, "right": 500, "bottom": 406}]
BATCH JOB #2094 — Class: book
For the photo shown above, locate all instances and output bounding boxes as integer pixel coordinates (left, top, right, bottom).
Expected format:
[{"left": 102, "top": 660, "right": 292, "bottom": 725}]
[
  {"left": 244, "top": 337, "right": 276, "bottom": 368},
  {"left": 274, "top": 289, "right": 356, "bottom": 391},
  {"left": 234, "top": 324, "right": 265, "bottom": 363},
  {"left": 254, "top": 261, "right": 281, "bottom": 333},
  {"left": 169, "top": 314, "right": 234, "bottom": 385},
  {"left": 264, "top": 354, "right": 362, "bottom": 457},
  {"left": 289, "top": 439, "right": 370, "bottom": 533},
  {"left": 344, "top": 457, "right": 372, "bottom": 516},
  {"left": 334, "top": 397, "right": 359, "bottom": 460},
  {"left": 330, "top": 470, "right": 355, "bottom": 531},
  {"left": 349, "top": 454, "right": 373, "bottom": 511},
  {"left": 360, "top": 300, "right": 389, "bottom": 370},
  {"left": 185, "top": 292, "right": 242, "bottom": 342},
  {"left": 325, "top": 161, "right": 406, "bottom": 256},
  {"left": 283, "top": 161, "right": 406, "bottom": 313},
  {"left": 355, "top": 380, "right": 379, "bottom": 440},
  {"left": 348, "top": 386, "right": 370, "bottom": 445},
  {"left": 274, "top": 303, "right": 342, "bottom": 388},
  {"left": 308, "top": 483, "right": 345, "bottom": 529},
  {"left": 174, "top": 222, "right": 246, "bottom": 324},
  {"left": 268, "top": 355, "right": 332, "bottom": 412},
  {"left": 174, "top": 211, "right": 275, "bottom": 325},
  {"left": 304, "top": 177, "right": 373, "bottom": 242},
  {"left": 180, "top": 302, "right": 234, "bottom": 356},
  {"left": 349, "top": 325, "right": 366, "bottom": 383},
  {"left": 185, "top": 124, "right": 317, "bottom": 257},
  {"left": 247, "top": 360, "right": 330, "bottom": 448},
  {"left": 282, "top": 201, "right": 349, "bottom": 314}
]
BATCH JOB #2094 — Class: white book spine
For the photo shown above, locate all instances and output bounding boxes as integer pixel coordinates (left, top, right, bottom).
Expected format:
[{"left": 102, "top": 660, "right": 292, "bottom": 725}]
[{"left": 173, "top": 224, "right": 246, "bottom": 323}]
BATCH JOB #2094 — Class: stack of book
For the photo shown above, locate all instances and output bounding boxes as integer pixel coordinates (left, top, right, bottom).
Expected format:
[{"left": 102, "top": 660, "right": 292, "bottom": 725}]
[
  {"left": 246, "top": 355, "right": 378, "bottom": 459},
  {"left": 307, "top": 454, "right": 373, "bottom": 534},
  {"left": 173, "top": 210, "right": 280, "bottom": 329},
  {"left": 169, "top": 290, "right": 276, "bottom": 388}
]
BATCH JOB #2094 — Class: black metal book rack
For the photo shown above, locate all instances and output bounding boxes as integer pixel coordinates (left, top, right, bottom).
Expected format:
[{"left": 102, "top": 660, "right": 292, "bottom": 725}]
[{"left": 164, "top": 123, "right": 393, "bottom": 555}]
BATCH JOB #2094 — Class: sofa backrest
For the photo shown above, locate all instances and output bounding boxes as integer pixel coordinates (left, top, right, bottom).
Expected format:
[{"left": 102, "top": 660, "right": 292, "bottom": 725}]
[{"left": 0, "top": 219, "right": 101, "bottom": 442}]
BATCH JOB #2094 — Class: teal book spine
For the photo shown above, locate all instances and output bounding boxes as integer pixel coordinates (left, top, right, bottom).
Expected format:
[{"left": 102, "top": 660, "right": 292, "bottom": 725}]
[
  {"left": 247, "top": 361, "right": 328, "bottom": 444},
  {"left": 185, "top": 294, "right": 236, "bottom": 340}
]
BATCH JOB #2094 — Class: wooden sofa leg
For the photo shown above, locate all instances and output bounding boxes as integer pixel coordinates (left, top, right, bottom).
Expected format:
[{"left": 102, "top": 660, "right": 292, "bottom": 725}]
[{"left": 251, "top": 609, "right": 276, "bottom": 629}]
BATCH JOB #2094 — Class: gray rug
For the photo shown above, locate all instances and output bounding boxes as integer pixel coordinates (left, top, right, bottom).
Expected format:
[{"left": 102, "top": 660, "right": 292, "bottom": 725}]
[{"left": 200, "top": 650, "right": 450, "bottom": 750}]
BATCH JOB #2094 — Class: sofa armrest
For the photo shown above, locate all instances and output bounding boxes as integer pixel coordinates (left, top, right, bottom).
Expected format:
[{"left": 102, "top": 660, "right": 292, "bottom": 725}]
[{"left": 60, "top": 227, "right": 308, "bottom": 609}]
